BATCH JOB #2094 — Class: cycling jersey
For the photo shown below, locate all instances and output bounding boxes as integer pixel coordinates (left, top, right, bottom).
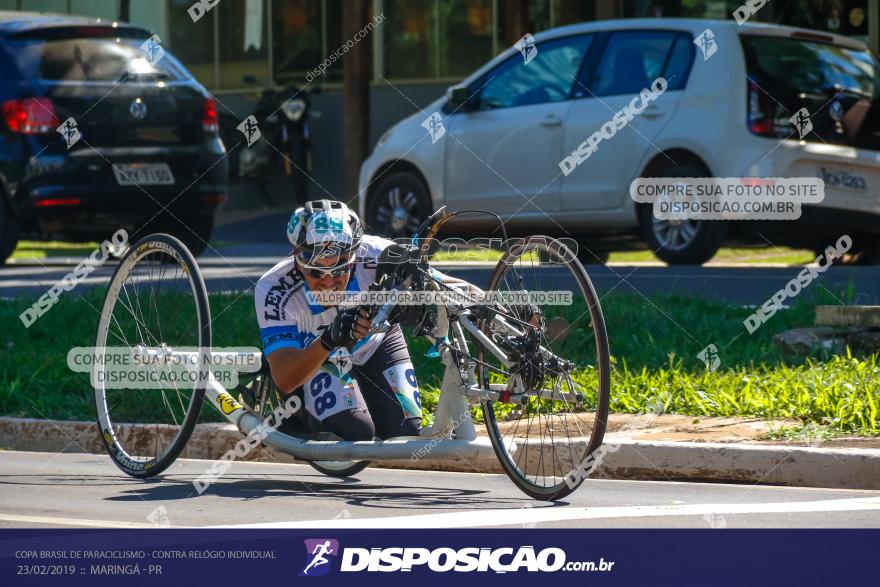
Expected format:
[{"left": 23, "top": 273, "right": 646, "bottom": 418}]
[
  {"left": 297, "top": 323, "right": 422, "bottom": 436},
  {"left": 254, "top": 233, "right": 396, "bottom": 364}
]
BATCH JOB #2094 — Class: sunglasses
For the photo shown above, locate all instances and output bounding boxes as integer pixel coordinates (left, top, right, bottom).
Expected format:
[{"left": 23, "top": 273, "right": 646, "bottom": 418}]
[
  {"left": 295, "top": 253, "right": 356, "bottom": 280},
  {"left": 301, "top": 263, "right": 354, "bottom": 280}
]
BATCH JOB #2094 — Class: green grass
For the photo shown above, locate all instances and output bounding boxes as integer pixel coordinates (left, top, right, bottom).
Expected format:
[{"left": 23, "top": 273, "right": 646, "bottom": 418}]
[
  {"left": 12, "top": 240, "right": 815, "bottom": 266},
  {"left": 11, "top": 241, "right": 100, "bottom": 260},
  {"left": 610, "top": 247, "right": 815, "bottom": 266},
  {"left": 607, "top": 354, "right": 878, "bottom": 430},
  {"left": 431, "top": 248, "right": 504, "bottom": 263},
  {"left": 427, "top": 246, "right": 815, "bottom": 266},
  {"left": 11, "top": 240, "right": 234, "bottom": 260},
  {"left": 2, "top": 286, "right": 877, "bottom": 436}
]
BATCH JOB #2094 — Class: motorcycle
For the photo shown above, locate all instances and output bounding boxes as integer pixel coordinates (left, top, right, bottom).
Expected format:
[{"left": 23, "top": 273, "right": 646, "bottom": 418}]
[{"left": 218, "top": 76, "right": 317, "bottom": 206}]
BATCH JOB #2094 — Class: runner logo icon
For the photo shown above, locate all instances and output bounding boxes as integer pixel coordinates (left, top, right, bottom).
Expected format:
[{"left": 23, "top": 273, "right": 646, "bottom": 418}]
[{"left": 301, "top": 539, "right": 340, "bottom": 576}]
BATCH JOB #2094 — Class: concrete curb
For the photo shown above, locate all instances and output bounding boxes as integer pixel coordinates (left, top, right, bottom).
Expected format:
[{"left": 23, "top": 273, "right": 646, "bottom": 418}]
[
  {"left": 590, "top": 438, "right": 880, "bottom": 490},
  {"left": 1, "top": 417, "right": 878, "bottom": 490}
]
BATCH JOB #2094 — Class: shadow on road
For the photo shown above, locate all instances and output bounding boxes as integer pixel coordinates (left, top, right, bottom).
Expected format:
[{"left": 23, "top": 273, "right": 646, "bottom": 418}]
[{"left": 98, "top": 474, "right": 572, "bottom": 511}]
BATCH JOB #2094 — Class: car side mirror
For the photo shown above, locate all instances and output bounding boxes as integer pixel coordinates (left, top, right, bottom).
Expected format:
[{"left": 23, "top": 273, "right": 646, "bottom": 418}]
[{"left": 447, "top": 85, "right": 473, "bottom": 110}]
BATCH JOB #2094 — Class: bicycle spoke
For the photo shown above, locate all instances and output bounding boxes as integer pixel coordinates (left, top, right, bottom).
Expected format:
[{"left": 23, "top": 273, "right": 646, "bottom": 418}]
[
  {"left": 94, "top": 236, "right": 208, "bottom": 476},
  {"left": 478, "top": 236, "right": 610, "bottom": 498}
]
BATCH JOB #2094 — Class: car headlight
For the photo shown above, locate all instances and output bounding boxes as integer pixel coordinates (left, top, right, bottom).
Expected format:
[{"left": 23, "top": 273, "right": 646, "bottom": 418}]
[{"left": 281, "top": 98, "right": 307, "bottom": 122}]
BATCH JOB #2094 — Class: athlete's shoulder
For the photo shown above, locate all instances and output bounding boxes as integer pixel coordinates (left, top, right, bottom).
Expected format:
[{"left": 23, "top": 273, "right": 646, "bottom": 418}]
[
  {"left": 254, "top": 256, "right": 306, "bottom": 324},
  {"left": 256, "top": 256, "right": 301, "bottom": 293},
  {"left": 357, "top": 233, "right": 396, "bottom": 259}
]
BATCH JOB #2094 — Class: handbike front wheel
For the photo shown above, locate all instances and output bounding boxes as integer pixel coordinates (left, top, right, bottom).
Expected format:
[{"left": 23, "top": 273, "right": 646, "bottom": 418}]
[
  {"left": 479, "top": 236, "right": 611, "bottom": 501},
  {"left": 94, "top": 233, "right": 211, "bottom": 478}
]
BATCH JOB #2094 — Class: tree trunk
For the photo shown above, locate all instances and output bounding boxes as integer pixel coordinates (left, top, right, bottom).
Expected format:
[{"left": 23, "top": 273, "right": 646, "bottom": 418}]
[
  {"left": 594, "top": 0, "right": 621, "bottom": 20},
  {"left": 504, "top": 0, "right": 531, "bottom": 46},
  {"left": 119, "top": 0, "right": 131, "bottom": 22},
  {"left": 556, "top": 0, "right": 596, "bottom": 25},
  {"left": 342, "top": 0, "right": 372, "bottom": 204}
]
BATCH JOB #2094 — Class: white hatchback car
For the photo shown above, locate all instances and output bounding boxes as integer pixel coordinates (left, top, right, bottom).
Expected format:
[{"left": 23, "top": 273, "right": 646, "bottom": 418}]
[{"left": 358, "top": 18, "right": 880, "bottom": 265}]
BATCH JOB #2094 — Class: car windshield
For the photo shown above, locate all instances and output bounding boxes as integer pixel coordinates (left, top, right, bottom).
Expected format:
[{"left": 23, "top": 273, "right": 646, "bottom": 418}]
[{"left": 5, "top": 32, "right": 191, "bottom": 83}]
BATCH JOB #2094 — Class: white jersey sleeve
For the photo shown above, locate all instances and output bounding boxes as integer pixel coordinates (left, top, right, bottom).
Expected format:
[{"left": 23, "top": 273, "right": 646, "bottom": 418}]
[{"left": 253, "top": 234, "right": 397, "bottom": 364}]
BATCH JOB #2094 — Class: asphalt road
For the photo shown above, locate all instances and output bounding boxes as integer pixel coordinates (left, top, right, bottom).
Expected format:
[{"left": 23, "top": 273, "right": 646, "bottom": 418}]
[
  {"left": 3, "top": 251, "right": 879, "bottom": 306},
  {"left": 1, "top": 451, "right": 879, "bottom": 529}
]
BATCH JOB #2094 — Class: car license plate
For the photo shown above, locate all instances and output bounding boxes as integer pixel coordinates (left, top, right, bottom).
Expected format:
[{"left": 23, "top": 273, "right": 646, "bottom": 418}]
[
  {"left": 113, "top": 163, "right": 175, "bottom": 186},
  {"left": 818, "top": 166, "right": 867, "bottom": 192}
]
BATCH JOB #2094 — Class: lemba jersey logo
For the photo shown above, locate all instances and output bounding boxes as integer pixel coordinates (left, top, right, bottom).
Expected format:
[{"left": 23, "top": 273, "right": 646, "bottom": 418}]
[{"left": 300, "top": 538, "right": 340, "bottom": 576}]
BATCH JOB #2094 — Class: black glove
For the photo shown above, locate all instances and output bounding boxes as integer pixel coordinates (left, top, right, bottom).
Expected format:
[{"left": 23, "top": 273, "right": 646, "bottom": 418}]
[
  {"left": 319, "top": 306, "right": 362, "bottom": 351},
  {"left": 376, "top": 242, "right": 423, "bottom": 286}
]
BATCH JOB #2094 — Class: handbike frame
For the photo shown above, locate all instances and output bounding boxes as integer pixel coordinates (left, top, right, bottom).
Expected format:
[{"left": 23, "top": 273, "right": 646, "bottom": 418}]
[
  {"left": 138, "top": 270, "right": 533, "bottom": 462},
  {"left": 137, "top": 264, "right": 536, "bottom": 461},
  {"left": 142, "top": 209, "right": 586, "bottom": 465}
]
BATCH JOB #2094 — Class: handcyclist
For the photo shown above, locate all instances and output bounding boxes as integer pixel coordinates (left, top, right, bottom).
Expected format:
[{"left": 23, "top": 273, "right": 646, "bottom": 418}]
[{"left": 251, "top": 199, "right": 484, "bottom": 441}]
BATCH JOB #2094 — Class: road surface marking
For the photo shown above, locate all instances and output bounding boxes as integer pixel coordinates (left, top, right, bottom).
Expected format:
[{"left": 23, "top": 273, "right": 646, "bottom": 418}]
[
  {"left": 2, "top": 497, "right": 879, "bottom": 529},
  {"left": 0, "top": 513, "right": 156, "bottom": 528},
  {"left": 214, "top": 496, "right": 880, "bottom": 528}
]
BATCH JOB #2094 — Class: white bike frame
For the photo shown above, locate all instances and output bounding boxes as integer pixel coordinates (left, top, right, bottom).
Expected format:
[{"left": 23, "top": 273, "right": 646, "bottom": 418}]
[{"left": 137, "top": 277, "right": 525, "bottom": 463}]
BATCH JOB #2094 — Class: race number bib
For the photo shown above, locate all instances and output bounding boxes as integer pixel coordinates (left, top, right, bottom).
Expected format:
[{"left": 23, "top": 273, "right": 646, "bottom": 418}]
[
  {"left": 382, "top": 362, "right": 422, "bottom": 419},
  {"left": 304, "top": 371, "right": 364, "bottom": 421}
]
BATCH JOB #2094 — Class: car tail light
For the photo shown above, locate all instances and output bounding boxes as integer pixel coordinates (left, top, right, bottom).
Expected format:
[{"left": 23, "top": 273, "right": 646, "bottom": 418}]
[
  {"left": 203, "top": 98, "right": 218, "bottom": 133},
  {"left": 200, "top": 193, "right": 227, "bottom": 205},
  {"left": 747, "top": 80, "right": 779, "bottom": 138},
  {"left": 2, "top": 98, "right": 59, "bottom": 134},
  {"left": 34, "top": 197, "right": 82, "bottom": 207}
]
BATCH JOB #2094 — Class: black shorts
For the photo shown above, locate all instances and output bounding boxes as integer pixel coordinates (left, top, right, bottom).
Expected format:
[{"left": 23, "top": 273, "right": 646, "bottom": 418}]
[{"left": 297, "top": 324, "right": 422, "bottom": 440}]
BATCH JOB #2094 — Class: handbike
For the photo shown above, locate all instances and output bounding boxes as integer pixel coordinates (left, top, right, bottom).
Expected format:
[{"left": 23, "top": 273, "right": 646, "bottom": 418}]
[{"left": 92, "top": 209, "right": 611, "bottom": 500}]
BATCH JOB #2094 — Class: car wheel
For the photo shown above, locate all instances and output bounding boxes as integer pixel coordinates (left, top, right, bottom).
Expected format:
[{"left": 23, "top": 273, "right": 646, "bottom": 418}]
[
  {"left": 638, "top": 166, "right": 727, "bottom": 265},
  {"left": 0, "top": 198, "right": 21, "bottom": 265},
  {"left": 367, "top": 171, "right": 431, "bottom": 239}
]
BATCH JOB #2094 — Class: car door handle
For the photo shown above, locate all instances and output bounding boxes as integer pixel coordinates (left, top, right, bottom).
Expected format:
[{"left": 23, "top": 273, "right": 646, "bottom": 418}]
[
  {"left": 641, "top": 106, "right": 664, "bottom": 119},
  {"left": 540, "top": 115, "right": 563, "bottom": 127}
]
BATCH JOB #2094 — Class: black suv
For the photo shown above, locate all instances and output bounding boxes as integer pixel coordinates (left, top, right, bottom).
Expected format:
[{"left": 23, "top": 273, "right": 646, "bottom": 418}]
[{"left": 0, "top": 13, "right": 228, "bottom": 262}]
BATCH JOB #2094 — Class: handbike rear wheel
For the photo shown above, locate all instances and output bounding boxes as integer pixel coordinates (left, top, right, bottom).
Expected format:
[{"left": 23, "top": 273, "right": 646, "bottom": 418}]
[
  {"left": 307, "top": 460, "right": 371, "bottom": 477},
  {"left": 480, "top": 236, "right": 611, "bottom": 501},
  {"left": 94, "top": 233, "right": 211, "bottom": 478},
  {"left": 250, "top": 367, "right": 371, "bottom": 478}
]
